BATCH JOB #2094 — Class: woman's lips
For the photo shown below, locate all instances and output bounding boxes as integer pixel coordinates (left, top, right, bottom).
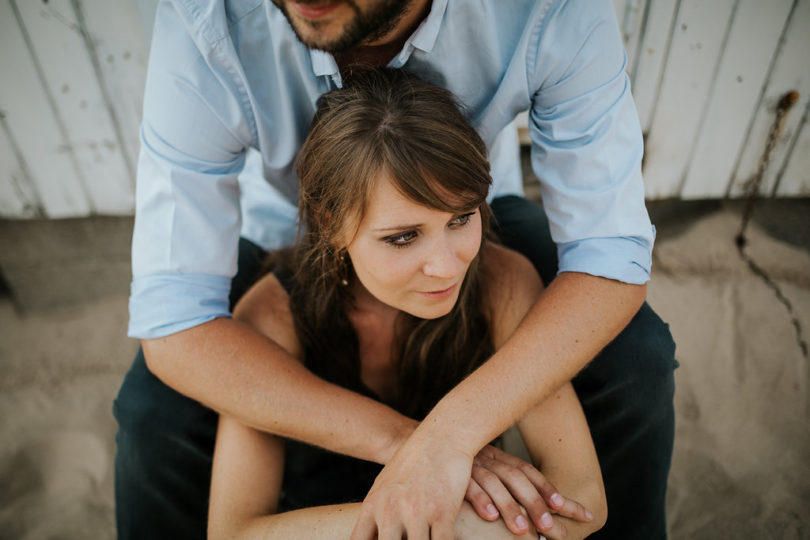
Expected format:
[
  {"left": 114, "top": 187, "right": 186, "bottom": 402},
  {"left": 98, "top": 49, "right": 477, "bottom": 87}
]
[
  {"left": 289, "top": 1, "right": 341, "bottom": 19},
  {"left": 417, "top": 283, "right": 458, "bottom": 300}
]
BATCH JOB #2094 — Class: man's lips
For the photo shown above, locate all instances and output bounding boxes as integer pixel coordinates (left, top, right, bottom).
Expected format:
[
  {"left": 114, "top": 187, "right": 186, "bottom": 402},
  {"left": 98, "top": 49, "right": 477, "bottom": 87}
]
[{"left": 289, "top": 1, "right": 341, "bottom": 19}]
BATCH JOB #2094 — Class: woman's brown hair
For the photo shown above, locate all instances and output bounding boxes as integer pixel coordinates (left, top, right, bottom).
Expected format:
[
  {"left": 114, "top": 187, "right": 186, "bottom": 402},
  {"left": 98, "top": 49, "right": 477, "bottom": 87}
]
[{"left": 283, "top": 68, "right": 494, "bottom": 419}]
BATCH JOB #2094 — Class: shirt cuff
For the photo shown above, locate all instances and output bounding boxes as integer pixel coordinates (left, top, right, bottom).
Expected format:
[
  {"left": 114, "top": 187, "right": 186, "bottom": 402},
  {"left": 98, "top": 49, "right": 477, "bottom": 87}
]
[
  {"left": 128, "top": 273, "right": 232, "bottom": 339},
  {"left": 556, "top": 228, "right": 656, "bottom": 285}
]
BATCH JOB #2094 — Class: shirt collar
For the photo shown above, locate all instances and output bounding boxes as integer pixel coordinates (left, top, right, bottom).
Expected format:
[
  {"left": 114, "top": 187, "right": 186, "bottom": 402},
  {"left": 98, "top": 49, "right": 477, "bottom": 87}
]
[
  {"left": 309, "top": 49, "right": 339, "bottom": 78},
  {"left": 308, "top": 0, "right": 448, "bottom": 79},
  {"left": 408, "top": 0, "right": 446, "bottom": 54}
]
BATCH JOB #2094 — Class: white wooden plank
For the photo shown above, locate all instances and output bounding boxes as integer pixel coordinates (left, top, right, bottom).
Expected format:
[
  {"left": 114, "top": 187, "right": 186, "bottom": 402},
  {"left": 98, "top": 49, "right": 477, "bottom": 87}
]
[
  {"left": 680, "top": 0, "right": 793, "bottom": 199},
  {"left": 613, "top": 0, "right": 627, "bottom": 25},
  {"left": 729, "top": 0, "right": 810, "bottom": 197},
  {"left": 78, "top": 0, "right": 150, "bottom": 194},
  {"left": 618, "top": 0, "right": 649, "bottom": 83},
  {"left": 516, "top": 110, "right": 530, "bottom": 146},
  {"left": 137, "top": 0, "right": 160, "bottom": 44},
  {"left": 631, "top": 0, "right": 679, "bottom": 133},
  {"left": 0, "top": 130, "right": 27, "bottom": 218},
  {"left": 16, "top": 0, "right": 134, "bottom": 214},
  {"left": 776, "top": 104, "right": 810, "bottom": 196},
  {"left": 0, "top": 0, "right": 90, "bottom": 217},
  {"left": 0, "top": 118, "right": 41, "bottom": 218},
  {"left": 642, "top": 0, "right": 736, "bottom": 199}
]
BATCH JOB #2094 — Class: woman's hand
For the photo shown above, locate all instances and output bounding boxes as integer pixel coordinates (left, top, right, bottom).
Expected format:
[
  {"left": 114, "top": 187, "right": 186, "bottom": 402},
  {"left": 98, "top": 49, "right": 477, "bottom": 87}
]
[
  {"left": 466, "top": 445, "right": 595, "bottom": 536},
  {"left": 454, "top": 501, "right": 539, "bottom": 539}
]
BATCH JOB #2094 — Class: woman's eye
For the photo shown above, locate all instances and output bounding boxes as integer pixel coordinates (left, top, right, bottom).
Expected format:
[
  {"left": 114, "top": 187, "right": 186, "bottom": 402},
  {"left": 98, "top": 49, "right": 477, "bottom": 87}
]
[
  {"left": 384, "top": 231, "right": 418, "bottom": 248},
  {"left": 450, "top": 212, "right": 475, "bottom": 228}
]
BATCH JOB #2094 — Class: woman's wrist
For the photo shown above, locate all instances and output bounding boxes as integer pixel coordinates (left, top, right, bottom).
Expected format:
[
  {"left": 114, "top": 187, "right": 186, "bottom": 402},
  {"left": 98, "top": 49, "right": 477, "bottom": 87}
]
[
  {"left": 403, "top": 413, "right": 483, "bottom": 465},
  {"left": 376, "top": 416, "right": 419, "bottom": 464}
]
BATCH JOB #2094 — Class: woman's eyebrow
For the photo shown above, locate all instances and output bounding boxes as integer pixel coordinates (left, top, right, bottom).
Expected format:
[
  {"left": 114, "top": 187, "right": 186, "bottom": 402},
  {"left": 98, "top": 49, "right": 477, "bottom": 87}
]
[{"left": 372, "top": 223, "right": 423, "bottom": 232}]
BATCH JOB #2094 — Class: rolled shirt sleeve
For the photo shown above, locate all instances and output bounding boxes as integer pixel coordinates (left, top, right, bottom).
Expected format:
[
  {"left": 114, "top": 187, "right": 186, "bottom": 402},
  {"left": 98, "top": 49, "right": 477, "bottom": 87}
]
[
  {"left": 528, "top": 0, "right": 655, "bottom": 284},
  {"left": 128, "top": 1, "right": 251, "bottom": 339}
]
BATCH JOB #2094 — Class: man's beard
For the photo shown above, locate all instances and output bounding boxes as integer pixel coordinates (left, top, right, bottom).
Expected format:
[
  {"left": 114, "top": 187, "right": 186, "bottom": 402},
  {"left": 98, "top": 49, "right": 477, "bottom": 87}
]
[{"left": 273, "top": 0, "right": 412, "bottom": 54}]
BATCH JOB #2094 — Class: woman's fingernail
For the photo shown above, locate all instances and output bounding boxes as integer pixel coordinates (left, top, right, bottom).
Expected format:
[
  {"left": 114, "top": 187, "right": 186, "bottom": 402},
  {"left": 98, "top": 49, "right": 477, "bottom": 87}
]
[
  {"left": 515, "top": 515, "right": 529, "bottom": 530},
  {"left": 551, "top": 493, "right": 564, "bottom": 507},
  {"left": 486, "top": 504, "right": 498, "bottom": 517},
  {"left": 540, "top": 512, "right": 553, "bottom": 529},
  {"left": 585, "top": 509, "right": 594, "bottom": 520}
]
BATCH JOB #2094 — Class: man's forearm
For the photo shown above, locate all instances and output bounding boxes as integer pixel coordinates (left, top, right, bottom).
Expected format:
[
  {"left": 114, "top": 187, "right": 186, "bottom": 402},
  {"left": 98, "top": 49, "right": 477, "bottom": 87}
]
[
  {"left": 142, "top": 317, "right": 417, "bottom": 463},
  {"left": 418, "top": 272, "right": 646, "bottom": 457}
]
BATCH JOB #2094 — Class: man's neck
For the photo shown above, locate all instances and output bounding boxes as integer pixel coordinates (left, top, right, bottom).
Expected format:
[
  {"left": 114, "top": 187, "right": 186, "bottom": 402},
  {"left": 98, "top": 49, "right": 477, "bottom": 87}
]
[{"left": 335, "top": 0, "right": 431, "bottom": 71}]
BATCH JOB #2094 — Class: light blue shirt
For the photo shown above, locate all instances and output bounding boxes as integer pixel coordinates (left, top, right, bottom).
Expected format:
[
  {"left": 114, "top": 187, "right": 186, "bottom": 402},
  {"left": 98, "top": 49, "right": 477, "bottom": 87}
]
[{"left": 129, "top": 0, "right": 655, "bottom": 339}]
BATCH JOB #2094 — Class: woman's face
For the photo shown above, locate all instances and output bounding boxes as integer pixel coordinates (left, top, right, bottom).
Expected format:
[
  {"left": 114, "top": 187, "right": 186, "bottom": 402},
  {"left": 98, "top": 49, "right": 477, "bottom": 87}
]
[{"left": 344, "top": 172, "right": 482, "bottom": 319}]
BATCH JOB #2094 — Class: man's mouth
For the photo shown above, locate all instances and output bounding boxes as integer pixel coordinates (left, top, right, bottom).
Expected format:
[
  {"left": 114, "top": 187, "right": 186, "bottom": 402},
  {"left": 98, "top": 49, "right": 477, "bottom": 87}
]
[{"left": 288, "top": 0, "right": 342, "bottom": 19}]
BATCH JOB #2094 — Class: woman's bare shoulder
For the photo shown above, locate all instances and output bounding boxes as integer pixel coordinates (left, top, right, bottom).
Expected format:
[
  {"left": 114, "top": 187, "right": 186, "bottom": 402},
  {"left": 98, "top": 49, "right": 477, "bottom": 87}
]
[
  {"left": 233, "top": 272, "right": 302, "bottom": 359},
  {"left": 481, "top": 242, "right": 544, "bottom": 349}
]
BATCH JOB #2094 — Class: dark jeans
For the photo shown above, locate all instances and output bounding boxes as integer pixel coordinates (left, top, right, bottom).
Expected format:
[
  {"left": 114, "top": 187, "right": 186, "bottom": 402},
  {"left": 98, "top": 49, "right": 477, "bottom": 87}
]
[{"left": 114, "top": 195, "right": 676, "bottom": 539}]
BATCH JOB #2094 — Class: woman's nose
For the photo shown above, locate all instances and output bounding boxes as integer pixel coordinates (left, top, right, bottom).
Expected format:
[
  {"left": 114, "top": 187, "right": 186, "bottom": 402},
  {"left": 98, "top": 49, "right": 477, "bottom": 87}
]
[{"left": 421, "top": 238, "right": 460, "bottom": 279}]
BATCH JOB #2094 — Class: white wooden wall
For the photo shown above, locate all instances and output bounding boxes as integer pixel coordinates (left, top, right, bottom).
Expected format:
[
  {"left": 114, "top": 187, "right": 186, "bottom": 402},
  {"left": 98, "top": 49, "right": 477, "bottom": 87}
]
[
  {"left": 0, "top": 0, "right": 147, "bottom": 218},
  {"left": 632, "top": 0, "right": 810, "bottom": 199},
  {"left": 523, "top": 0, "right": 810, "bottom": 200},
  {"left": 1, "top": 0, "right": 809, "bottom": 219}
]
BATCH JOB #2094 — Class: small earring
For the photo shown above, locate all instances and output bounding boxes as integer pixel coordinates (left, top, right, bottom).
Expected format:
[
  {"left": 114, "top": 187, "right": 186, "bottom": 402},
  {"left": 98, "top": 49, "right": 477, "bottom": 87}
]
[{"left": 337, "top": 250, "right": 348, "bottom": 286}]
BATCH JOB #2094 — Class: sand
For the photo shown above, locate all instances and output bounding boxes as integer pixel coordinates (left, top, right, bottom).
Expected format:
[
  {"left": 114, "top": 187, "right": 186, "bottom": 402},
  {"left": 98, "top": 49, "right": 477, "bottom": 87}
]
[
  {"left": 652, "top": 210, "right": 810, "bottom": 538},
  {"left": 0, "top": 205, "right": 808, "bottom": 539},
  {"left": 0, "top": 295, "right": 135, "bottom": 540}
]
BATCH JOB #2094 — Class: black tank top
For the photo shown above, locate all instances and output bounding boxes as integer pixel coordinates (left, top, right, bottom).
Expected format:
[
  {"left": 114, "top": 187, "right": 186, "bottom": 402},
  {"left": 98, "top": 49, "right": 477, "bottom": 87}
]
[{"left": 273, "top": 268, "right": 383, "bottom": 511}]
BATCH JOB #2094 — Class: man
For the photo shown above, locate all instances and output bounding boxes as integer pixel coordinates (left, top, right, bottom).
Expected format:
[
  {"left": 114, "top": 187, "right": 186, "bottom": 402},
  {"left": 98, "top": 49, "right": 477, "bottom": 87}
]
[{"left": 115, "top": 0, "right": 676, "bottom": 538}]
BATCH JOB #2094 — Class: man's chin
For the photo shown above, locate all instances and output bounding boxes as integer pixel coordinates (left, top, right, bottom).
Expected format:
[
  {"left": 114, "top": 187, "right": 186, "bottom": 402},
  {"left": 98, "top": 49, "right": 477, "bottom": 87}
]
[
  {"left": 290, "top": 23, "right": 342, "bottom": 49},
  {"left": 294, "top": 28, "right": 362, "bottom": 54},
  {"left": 273, "top": 0, "right": 364, "bottom": 54}
]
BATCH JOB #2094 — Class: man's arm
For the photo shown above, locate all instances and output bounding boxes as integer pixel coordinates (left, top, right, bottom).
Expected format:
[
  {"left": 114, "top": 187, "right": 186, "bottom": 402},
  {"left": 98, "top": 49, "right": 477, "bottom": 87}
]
[
  {"left": 430, "top": 272, "right": 645, "bottom": 450},
  {"left": 143, "top": 315, "right": 416, "bottom": 465}
]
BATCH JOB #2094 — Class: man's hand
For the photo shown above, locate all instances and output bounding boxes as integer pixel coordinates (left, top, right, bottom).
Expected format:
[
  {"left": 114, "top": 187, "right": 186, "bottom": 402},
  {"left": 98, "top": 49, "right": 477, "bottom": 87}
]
[{"left": 351, "top": 432, "right": 471, "bottom": 540}]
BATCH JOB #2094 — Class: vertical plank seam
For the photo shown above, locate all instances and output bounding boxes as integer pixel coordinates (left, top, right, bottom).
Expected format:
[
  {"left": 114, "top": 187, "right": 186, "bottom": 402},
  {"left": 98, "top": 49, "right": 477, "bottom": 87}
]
[
  {"left": 0, "top": 112, "right": 45, "bottom": 217},
  {"left": 620, "top": 0, "right": 640, "bottom": 44},
  {"left": 675, "top": 0, "right": 741, "bottom": 196},
  {"left": 771, "top": 98, "right": 810, "bottom": 195},
  {"left": 71, "top": 0, "right": 136, "bottom": 191},
  {"left": 643, "top": 0, "right": 682, "bottom": 139},
  {"left": 725, "top": 0, "right": 799, "bottom": 197},
  {"left": 629, "top": 0, "right": 653, "bottom": 87},
  {"left": 9, "top": 0, "right": 94, "bottom": 214}
]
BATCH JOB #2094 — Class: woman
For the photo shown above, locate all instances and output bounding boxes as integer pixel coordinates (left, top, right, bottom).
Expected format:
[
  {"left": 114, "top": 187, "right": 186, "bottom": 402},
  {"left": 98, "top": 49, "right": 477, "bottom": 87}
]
[{"left": 208, "top": 69, "right": 607, "bottom": 539}]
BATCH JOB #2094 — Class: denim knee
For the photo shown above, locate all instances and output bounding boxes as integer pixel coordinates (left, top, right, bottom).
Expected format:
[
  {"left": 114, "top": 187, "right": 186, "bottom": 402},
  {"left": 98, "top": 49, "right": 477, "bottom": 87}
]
[
  {"left": 615, "top": 301, "right": 676, "bottom": 369},
  {"left": 114, "top": 350, "right": 217, "bottom": 540},
  {"left": 574, "top": 302, "right": 677, "bottom": 419},
  {"left": 113, "top": 349, "right": 217, "bottom": 447}
]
